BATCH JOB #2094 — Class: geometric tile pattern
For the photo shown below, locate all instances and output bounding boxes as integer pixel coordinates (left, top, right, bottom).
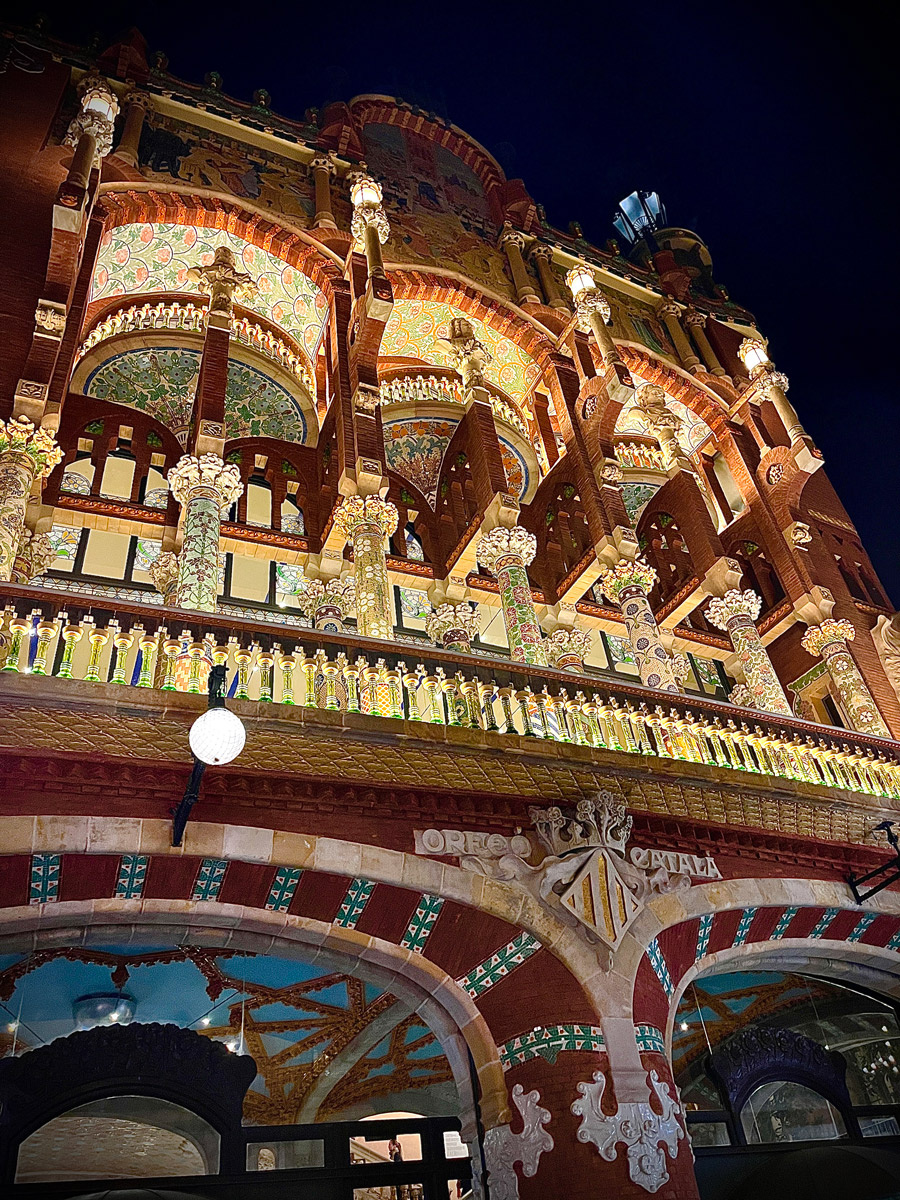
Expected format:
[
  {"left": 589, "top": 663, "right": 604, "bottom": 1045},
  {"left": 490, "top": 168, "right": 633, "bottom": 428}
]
[
  {"left": 809, "top": 907, "right": 840, "bottom": 938},
  {"left": 115, "top": 853, "right": 148, "bottom": 900},
  {"left": 887, "top": 928, "right": 900, "bottom": 952},
  {"left": 500, "top": 1023, "right": 605, "bottom": 1069},
  {"left": 400, "top": 893, "right": 444, "bottom": 954},
  {"left": 733, "top": 907, "right": 757, "bottom": 947},
  {"left": 770, "top": 906, "right": 799, "bottom": 939},
  {"left": 191, "top": 857, "right": 228, "bottom": 902},
  {"left": 458, "top": 931, "right": 542, "bottom": 999},
  {"left": 265, "top": 866, "right": 302, "bottom": 913},
  {"left": 647, "top": 938, "right": 674, "bottom": 997},
  {"left": 636, "top": 1024, "right": 667, "bottom": 1054},
  {"left": 29, "top": 853, "right": 60, "bottom": 905},
  {"left": 334, "top": 877, "right": 375, "bottom": 929},
  {"left": 695, "top": 913, "right": 714, "bottom": 962},
  {"left": 847, "top": 912, "right": 878, "bottom": 943}
]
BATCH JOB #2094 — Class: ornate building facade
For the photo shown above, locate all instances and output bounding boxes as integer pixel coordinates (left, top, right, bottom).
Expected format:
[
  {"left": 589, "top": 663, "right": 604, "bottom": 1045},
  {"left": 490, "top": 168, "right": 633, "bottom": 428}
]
[{"left": 2, "top": 24, "right": 900, "bottom": 1200}]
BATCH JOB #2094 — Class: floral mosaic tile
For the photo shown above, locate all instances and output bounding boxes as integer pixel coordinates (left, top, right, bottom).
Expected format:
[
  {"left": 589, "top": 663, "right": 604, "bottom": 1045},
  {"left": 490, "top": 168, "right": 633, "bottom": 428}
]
[
  {"left": 115, "top": 854, "right": 149, "bottom": 900},
  {"left": 334, "top": 878, "right": 375, "bottom": 929},
  {"left": 265, "top": 867, "right": 302, "bottom": 913},
  {"left": 383, "top": 417, "right": 458, "bottom": 505},
  {"left": 400, "top": 894, "right": 444, "bottom": 953},
  {"left": 91, "top": 223, "right": 328, "bottom": 356},
  {"left": 191, "top": 858, "right": 228, "bottom": 902},
  {"left": 29, "top": 854, "right": 60, "bottom": 904},
  {"left": 621, "top": 481, "right": 660, "bottom": 525}
]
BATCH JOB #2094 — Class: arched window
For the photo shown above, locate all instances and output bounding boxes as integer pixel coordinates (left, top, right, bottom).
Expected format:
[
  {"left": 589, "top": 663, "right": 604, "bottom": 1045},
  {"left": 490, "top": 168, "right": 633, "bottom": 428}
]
[{"left": 741, "top": 1082, "right": 847, "bottom": 1145}]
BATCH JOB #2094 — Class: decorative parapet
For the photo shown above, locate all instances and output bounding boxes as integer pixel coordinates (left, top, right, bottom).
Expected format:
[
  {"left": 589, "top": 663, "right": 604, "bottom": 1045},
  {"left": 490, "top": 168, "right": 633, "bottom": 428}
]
[
  {"left": 707, "top": 588, "right": 762, "bottom": 629},
  {"left": 167, "top": 454, "right": 244, "bottom": 512},
  {"left": 476, "top": 525, "right": 537, "bottom": 575},
  {"left": 598, "top": 557, "right": 658, "bottom": 604},
  {"left": 378, "top": 372, "right": 532, "bottom": 441},
  {"left": 0, "top": 417, "right": 63, "bottom": 479},
  {"left": 333, "top": 496, "right": 399, "bottom": 542},
  {"left": 75, "top": 302, "right": 314, "bottom": 393}
]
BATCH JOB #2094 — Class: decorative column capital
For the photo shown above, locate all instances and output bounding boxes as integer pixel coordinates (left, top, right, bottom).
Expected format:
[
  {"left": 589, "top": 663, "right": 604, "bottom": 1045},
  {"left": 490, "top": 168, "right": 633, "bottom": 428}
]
[
  {"left": 528, "top": 241, "right": 555, "bottom": 263},
  {"left": 442, "top": 316, "right": 492, "bottom": 390},
  {"left": 476, "top": 525, "right": 537, "bottom": 574},
  {"left": 11, "top": 530, "right": 55, "bottom": 583},
  {"left": 707, "top": 588, "right": 763, "bottom": 629},
  {"left": 310, "top": 151, "right": 337, "bottom": 175},
  {"left": 333, "top": 495, "right": 399, "bottom": 542},
  {"left": 425, "top": 602, "right": 479, "bottom": 646},
  {"left": 167, "top": 454, "right": 244, "bottom": 511},
  {"left": 0, "top": 416, "right": 63, "bottom": 478},
  {"left": 801, "top": 618, "right": 856, "bottom": 657},
  {"left": 187, "top": 246, "right": 257, "bottom": 317},
  {"left": 683, "top": 307, "right": 707, "bottom": 328},
  {"left": 658, "top": 300, "right": 684, "bottom": 321},
  {"left": 296, "top": 575, "right": 356, "bottom": 620},
  {"left": 148, "top": 550, "right": 179, "bottom": 602},
  {"left": 546, "top": 626, "right": 592, "bottom": 670},
  {"left": 598, "top": 556, "right": 658, "bottom": 604},
  {"left": 349, "top": 173, "right": 390, "bottom": 246},
  {"left": 498, "top": 222, "right": 527, "bottom": 252},
  {"left": 565, "top": 266, "right": 611, "bottom": 332},
  {"left": 757, "top": 368, "right": 790, "bottom": 399}
]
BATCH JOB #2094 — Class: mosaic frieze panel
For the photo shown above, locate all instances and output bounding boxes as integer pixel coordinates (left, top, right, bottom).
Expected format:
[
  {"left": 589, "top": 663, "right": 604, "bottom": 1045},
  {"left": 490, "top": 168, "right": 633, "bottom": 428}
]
[
  {"left": 621, "top": 482, "right": 660, "bottom": 526},
  {"left": 362, "top": 122, "right": 513, "bottom": 297},
  {"left": 85, "top": 347, "right": 308, "bottom": 443},
  {"left": 383, "top": 417, "right": 458, "bottom": 505},
  {"left": 499, "top": 438, "right": 529, "bottom": 499},
  {"left": 136, "top": 112, "right": 317, "bottom": 225},
  {"left": 91, "top": 223, "right": 328, "bottom": 356},
  {"left": 617, "top": 388, "right": 712, "bottom": 454},
  {"left": 382, "top": 299, "right": 542, "bottom": 402}
]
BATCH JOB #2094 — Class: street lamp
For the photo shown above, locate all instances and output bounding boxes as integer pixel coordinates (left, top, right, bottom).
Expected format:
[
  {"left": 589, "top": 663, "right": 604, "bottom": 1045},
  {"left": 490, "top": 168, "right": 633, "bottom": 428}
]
[
  {"left": 171, "top": 663, "right": 245, "bottom": 846},
  {"left": 612, "top": 190, "right": 667, "bottom": 248}
]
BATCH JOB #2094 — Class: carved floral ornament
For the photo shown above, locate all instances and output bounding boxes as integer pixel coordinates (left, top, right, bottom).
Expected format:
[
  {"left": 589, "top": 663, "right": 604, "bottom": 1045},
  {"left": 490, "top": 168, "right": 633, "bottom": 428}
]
[
  {"left": 598, "top": 556, "right": 658, "bottom": 604},
  {"left": 483, "top": 1083, "right": 553, "bottom": 1200},
  {"left": 425, "top": 602, "right": 480, "bottom": 644},
  {"left": 64, "top": 72, "right": 120, "bottom": 157},
  {"left": 545, "top": 626, "right": 592, "bottom": 667},
  {"left": 187, "top": 246, "right": 257, "bottom": 317},
  {"left": 571, "top": 1069, "right": 687, "bottom": 1194},
  {"left": 349, "top": 172, "right": 391, "bottom": 248},
  {"left": 706, "top": 587, "right": 762, "bottom": 629},
  {"left": 0, "top": 416, "right": 63, "bottom": 478},
  {"left": 12, "top": 529, "right": 55, "bottom": 583},
  {"left": 801, "top": 617, "right": 857, "bottom": 658},
  {"left": 167, "top": 454, "right": 244, "bottom": 511},
  {"left": 476, "top": 525, "right": 537, "bottom": 575},
  {"left": 565, "top": 265, "right": 612, "bottom": 333},
  {"left": 296, "top": 575, "right": 356, "bottom": 619},
  {"left": 333, "top": 495, "right": 399, "bottom": 541}
]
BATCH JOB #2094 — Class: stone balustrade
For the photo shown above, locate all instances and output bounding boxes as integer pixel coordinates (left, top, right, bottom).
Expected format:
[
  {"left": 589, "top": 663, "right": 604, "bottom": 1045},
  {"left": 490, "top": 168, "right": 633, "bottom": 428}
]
[
  {"left": 2, "top": 592, "right": 898, "bottom": 804},
  {"left": 379, "top": 373, "right": 533, "bottom": 442}
]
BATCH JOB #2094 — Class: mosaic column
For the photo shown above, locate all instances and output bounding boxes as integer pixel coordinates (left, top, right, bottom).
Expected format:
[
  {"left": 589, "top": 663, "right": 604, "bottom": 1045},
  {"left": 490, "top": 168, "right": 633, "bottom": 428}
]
[
  {"left": 476, "top": 527, "right": 547, "bottom": 666},
  {"left": 546, "top": 627, "right": 592, "bottom": 672},
  {"left": 707, "top": 588, "right": 792, "bottom": 716},
  {"left": 599, "top": 558, "right": 680, "bottom": 692},
  {"left": 425, "top": 602, "right": 480, "bottom": 653},
  {"left": 0, "top": 416, "right": 62, "bottom": 582},
  {"left": 297, "top": 575, "right": 356, "bottom": 633},
  {"left": 801, "top": 619, "right": 890, "bottom": 736},
  {"left": 333, "top": 496, "right": 398, "bottom": 640},
  {"left": 167, "top": 454, "right": 243, "bottom": 612}
]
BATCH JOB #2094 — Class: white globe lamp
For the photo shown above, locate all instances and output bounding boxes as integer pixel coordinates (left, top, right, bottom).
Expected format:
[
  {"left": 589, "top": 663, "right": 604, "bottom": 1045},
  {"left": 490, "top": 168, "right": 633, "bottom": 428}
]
[{"left": 189, "top": 706, "right": 246, "bottom": 766}]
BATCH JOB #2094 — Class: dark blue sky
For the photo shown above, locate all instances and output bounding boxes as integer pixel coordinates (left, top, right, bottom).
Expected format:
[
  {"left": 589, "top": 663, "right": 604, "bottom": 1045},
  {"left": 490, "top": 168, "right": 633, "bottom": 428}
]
[{"left": 18, "top": 0, "right": 900, "bottom": 600}]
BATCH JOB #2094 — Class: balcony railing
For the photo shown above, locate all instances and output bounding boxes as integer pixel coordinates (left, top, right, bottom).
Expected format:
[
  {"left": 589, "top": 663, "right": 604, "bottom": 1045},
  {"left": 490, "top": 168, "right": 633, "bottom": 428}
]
[
  {"left": 76, "top": 301, "right": 314, "bottom": 393},
  {"left": 2, "top": 586, "right": 899, "bottom": 806},
  {"left": 379, "top": 374, "right": 533, "bottom": 443}
]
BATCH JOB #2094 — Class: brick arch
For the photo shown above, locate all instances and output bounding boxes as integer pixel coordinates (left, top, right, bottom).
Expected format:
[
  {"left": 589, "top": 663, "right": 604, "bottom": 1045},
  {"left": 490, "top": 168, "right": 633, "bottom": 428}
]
[
  {"left": 96, "top": 188, "right": 344, "bottom": 296},
  {"left": 0, "top": 902, "right": 507, "bottom": 1135},
  {"left": 616, "top": 878, "right": 900, "bottom": 1059},
  {"left": 386, "top": 267, "right": 558, "bottom": 375}
]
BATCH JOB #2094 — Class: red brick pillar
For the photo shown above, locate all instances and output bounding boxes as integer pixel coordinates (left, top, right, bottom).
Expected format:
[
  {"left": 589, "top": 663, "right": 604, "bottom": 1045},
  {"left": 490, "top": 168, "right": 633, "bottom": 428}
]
[{"left": 495, "top": 1049, "right": 698, "bottom": 1200}]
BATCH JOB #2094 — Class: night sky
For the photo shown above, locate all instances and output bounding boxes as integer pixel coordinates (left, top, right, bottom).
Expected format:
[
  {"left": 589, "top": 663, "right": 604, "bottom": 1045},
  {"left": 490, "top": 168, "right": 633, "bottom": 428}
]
[{"left": 17, "top": 1, "right": 900, "bottom": 601}]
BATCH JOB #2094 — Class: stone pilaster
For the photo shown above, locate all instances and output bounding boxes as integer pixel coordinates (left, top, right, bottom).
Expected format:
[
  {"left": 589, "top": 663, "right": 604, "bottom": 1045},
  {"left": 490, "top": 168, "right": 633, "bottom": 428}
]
[
  {"left": 683, "top": 308, "right": 727, "bottom": 377},
  {"left": 658, "top": 301, "right": 700, "bottom": 370},
  {"left": 801, "top": 619, "right": 890, "bottom": 736},
  {"left": 333, "top": 496, "right": 399, "bottom": 640},
  {"left": 114, "top": 90, "right": 152, "bottom": 166},
  {"left": 599, "top": 558, "right": 680, "bottom": 692},
  {"left": 476, "top": 526, "right": 547, "bottom": 666},
  {"left": 0, "top": 416, "right": 62, "bottom": 582},
  {"left": 167, "top": 454, "right": 243, "bottom": 612},
  {"left": 297, "top": 575, "right": 356, "bottom": 633},
  {"left": 707, "top": 588, "right": 792, "bottom": 716},
  {"left": 426, "top": 602, "right": 480, "bottom": 653},
  {"left": 499, "top": 223, "right": 541, "bottom": 304},
  {"left": 529, "top": 243, "right": 568, "bottom": 309},
  {"left": 310, "top": 152, "right": 338, "bottom": 228}
]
